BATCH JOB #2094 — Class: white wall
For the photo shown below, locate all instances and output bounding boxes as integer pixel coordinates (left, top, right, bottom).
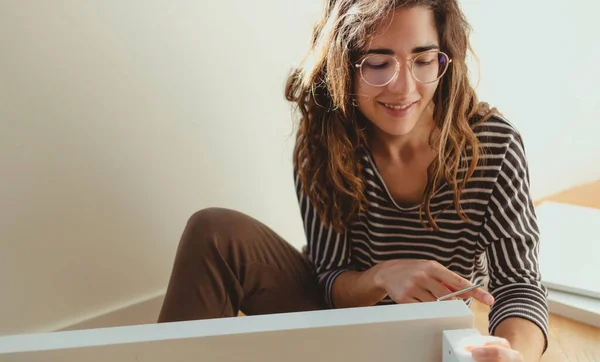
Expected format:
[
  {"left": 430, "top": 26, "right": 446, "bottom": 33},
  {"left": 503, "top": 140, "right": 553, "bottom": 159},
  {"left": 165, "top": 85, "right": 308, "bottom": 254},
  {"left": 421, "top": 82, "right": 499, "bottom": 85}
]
[
  {"left": 462, "top": 0, "right": 600, "bottom": 196},
  {"left": 0, "top": 0, "right": 325, "bottom": 335},
  {"left": 0, "top": 0, "right": 598, "bottom": 336}
]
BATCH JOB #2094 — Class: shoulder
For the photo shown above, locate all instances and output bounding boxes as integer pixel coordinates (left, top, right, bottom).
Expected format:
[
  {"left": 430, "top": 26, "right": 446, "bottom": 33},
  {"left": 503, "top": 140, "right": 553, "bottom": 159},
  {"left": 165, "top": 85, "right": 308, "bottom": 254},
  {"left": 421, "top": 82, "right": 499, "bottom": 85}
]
[
  {"left": 468, "top": 113, "right": 533, "bottom": 190},
  {"left": 472, "top": 113, "right": 523, "bottom": 143},
  {"left": 470, "top": 113, "right": 528, "bottom": 158}
]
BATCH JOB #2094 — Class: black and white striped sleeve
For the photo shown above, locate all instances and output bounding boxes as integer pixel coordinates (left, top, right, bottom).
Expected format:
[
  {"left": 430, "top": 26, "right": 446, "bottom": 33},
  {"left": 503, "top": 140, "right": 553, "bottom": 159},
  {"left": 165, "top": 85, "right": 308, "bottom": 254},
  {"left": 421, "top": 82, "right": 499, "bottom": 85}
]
[
  {"left": 293, "top": 168, "right": 355, "bottom": 308},
  {"left": 480, "top": 133, "right": 549, "bottom": 351}
]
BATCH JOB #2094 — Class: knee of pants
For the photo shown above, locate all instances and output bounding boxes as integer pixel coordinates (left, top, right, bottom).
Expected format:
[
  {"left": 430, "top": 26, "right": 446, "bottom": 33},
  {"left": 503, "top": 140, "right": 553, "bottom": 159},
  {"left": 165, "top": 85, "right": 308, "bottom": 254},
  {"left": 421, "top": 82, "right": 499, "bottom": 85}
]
[{"left": 180, "top": 207, "right": 249, "bottom": 254}]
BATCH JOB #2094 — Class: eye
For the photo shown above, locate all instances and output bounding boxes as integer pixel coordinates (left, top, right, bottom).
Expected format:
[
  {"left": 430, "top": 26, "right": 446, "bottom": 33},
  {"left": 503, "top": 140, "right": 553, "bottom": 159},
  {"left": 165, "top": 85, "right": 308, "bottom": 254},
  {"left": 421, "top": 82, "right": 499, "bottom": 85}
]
[
  {"left": 414, "top": 57, "right": 435, "bottom": 67},
  {"left": 365, "top": 61, "right": 391, "bottom": 69},
  {"left": 415, "top": 60, "right": 433, "bottom": 66},
  {"left": 414, "top": 52, "right": 440, "bottom": 67},
  {"left": 362, "top": 54, "right": 395, "bottom": 70}
]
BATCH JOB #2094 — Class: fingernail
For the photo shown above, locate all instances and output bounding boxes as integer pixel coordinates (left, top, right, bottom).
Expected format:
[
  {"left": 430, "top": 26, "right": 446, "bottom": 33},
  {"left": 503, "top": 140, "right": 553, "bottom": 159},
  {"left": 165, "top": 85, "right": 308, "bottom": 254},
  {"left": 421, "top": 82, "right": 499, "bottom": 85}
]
[
  {"left": 484, "top": 294, "right": 494, "bottom": 304},
  {"left": 471, "top": 348, "right": 486, "bottom": 358}
]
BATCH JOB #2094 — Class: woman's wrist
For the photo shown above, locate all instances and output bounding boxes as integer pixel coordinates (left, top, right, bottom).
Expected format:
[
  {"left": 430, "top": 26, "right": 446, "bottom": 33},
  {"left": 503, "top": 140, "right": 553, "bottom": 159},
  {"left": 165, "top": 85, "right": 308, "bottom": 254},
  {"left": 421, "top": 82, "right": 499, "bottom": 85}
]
[
  {"left": 356, "top": 264, "right": 387, "bottom": 304},
  {"left": 332, "top": 267, "right": 386, "bottom": 308}
]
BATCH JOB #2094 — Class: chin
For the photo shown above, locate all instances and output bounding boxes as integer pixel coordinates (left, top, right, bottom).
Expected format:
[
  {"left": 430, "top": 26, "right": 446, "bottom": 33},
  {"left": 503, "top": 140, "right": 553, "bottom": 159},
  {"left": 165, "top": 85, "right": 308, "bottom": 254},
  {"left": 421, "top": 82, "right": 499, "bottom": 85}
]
[{"left": 372, "top": 116, "right": 419, "bottom": 138}]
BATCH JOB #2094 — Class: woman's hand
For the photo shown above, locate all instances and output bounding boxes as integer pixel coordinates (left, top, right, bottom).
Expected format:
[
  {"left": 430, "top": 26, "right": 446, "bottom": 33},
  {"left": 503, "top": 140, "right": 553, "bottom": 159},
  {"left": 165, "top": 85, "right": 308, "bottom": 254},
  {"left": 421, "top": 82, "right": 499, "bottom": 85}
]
[
  {"left": 364, "top": 259, "right": 494, "bottom": 305},
  {"left": 468, "top": 339, "right": 524, "bottom": 362}
]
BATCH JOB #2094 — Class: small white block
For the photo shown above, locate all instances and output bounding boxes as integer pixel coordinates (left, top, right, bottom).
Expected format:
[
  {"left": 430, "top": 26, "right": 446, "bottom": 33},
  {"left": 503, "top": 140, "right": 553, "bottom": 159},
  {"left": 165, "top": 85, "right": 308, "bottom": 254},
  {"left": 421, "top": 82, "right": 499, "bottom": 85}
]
[{"left": 443, "top": 329, "right": 505, "bottom": 362}]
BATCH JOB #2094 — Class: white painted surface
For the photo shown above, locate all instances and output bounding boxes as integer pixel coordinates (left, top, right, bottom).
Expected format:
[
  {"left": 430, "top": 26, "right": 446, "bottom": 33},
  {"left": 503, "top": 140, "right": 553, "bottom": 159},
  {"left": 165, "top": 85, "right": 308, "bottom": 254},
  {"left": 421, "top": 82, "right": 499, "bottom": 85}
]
[
  {"left": 0, "top": 301, "right": 473, "bottom": 362},
  {"left": 461, "top": 0, "right": 600, "bottom": 197},
  {"left": 442, "top": 329, "right": 500, "bottom": 362},
  {"left": 0, "top": 0, "right": 324, "bottom": 336},
  {"left": 57, "top": 293, "right": 165, "bottom": 332},
  {"left": 0, "top": 0, "right": 598, "bottom": 335},
  {"left": 547, "top": 290, "right": 600, "bottom": 329},
  {"left": 536, "top": 202, "right": 600, "bottom": 299}
]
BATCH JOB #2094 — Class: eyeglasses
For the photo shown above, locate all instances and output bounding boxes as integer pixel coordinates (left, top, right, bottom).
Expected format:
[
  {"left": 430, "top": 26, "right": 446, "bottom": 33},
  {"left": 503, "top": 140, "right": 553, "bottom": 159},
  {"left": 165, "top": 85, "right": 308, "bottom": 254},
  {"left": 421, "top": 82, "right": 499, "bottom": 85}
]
[{"left": 354, "top": 50, "right": 452, "bottom": 86}]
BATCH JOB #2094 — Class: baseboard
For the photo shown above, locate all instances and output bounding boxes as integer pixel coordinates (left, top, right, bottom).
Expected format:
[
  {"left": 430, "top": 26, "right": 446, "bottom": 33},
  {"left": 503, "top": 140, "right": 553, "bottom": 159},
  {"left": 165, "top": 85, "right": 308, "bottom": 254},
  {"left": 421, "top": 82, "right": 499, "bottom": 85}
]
[{"left": 56, "top": 292, "right": 166, "bottom": 332}]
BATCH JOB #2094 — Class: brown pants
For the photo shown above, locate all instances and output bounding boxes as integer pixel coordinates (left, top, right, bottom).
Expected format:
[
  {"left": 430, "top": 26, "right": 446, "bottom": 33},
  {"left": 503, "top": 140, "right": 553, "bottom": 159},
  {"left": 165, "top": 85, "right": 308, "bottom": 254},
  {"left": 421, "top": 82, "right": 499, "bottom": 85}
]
[{"left": 157, "top": 207, "right": 327, "bottom": 322}]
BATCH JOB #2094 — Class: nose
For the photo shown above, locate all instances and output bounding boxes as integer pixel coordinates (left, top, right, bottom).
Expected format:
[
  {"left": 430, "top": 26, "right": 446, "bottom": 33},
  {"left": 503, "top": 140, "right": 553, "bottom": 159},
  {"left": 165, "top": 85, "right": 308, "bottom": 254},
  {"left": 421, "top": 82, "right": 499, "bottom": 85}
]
[{"left": 387, "top": 61, "right": 416, "bottom": 96}]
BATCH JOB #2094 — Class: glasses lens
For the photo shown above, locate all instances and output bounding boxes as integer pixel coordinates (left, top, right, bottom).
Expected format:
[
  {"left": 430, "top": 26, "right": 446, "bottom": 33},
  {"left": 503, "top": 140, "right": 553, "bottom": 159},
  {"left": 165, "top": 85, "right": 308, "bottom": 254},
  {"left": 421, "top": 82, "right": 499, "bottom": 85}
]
[
  {"left": 360, "top": 54, "right": 397, "bottom": 86},
  {"left": 412, "top": 51, "right": 449, "bottom": 83}
]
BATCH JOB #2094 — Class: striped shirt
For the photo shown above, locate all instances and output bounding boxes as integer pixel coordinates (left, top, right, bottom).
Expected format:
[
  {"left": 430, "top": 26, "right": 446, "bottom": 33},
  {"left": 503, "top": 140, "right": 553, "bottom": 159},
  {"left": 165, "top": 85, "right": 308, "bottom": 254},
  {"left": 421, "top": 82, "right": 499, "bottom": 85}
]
[{"left": 294, "top": 115, "right": 549, "bottom": 349}]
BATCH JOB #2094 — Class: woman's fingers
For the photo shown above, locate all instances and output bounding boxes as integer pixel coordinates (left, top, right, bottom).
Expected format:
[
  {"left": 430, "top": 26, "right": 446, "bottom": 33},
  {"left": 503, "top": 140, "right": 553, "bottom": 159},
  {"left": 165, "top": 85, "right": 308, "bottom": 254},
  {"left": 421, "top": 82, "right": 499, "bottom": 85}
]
[
  {"left": 471, "top": 346, "right": 522, "bottom": 362},
  {"left": 465, "top": 338, "right": 511, "bottom": 352},
  {"left": 460, "top": 287, "right": 495, "bottom": 305},
  {"left": 393, "top": 280, "right": 453, "bottom": 303},
  {"left": 380, "top": 260, "right": 495, "bottom": 305},
  {"left": 429, "top": 263, "right": 495, "bottom": 305},
  {"left": 482, "top": 339, "right": 511, "bottom": 349},
  {"left": 413, "top": 287, "right": 438, "bottom": 302},
  {"left": 388, "top": 282, "right": 435, "bottom": 303},
  {"left": 396, "top": 296, "right": 422, "bottom": 303},
  {"left": 466, "top": 338, "right": 519, "bottom": 361},
  {"left": 425, "top": 280, "right": 455, "bottom": 300}
]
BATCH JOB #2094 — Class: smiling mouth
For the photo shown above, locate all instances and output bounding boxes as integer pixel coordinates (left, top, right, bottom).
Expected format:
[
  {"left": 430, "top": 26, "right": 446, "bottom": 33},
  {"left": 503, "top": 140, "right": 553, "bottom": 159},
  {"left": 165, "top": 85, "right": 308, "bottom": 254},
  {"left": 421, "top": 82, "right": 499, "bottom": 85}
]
[{"left": 379, "top": 101, "right": 417, "bottom": 110}]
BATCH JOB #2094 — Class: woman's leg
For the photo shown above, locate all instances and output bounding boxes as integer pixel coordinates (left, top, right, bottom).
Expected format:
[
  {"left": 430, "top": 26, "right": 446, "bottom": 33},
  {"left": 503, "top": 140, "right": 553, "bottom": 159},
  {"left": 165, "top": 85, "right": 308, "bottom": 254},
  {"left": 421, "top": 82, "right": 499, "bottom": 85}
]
[{"left": 157, "top": 207, "right": 326, "bottom": 322}]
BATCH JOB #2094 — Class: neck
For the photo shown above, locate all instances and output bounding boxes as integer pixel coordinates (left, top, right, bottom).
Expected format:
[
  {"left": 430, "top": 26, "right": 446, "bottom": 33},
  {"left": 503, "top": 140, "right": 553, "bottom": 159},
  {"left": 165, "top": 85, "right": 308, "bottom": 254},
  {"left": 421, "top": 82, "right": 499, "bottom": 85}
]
[{"left": 368, "top": 107, "right": 439, "bottom": 163}]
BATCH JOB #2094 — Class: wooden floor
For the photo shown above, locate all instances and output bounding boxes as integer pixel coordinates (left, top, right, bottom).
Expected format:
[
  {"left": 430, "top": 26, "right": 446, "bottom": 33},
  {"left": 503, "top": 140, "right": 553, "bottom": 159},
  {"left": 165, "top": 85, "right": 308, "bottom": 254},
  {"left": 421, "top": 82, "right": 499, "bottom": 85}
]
[{"left": 471, "top": 179, "right": 600, "bottom": 361}]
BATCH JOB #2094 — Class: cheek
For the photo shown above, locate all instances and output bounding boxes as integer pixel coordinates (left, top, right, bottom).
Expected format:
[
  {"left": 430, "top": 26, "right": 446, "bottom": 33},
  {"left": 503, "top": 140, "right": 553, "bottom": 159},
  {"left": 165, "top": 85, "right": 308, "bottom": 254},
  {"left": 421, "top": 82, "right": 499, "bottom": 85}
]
[
  {"left": 353, "top": 77, "right": 379, "bottom": 109},
  {"left": 417, "top": 83, "right": 439, "bottom": 103}
]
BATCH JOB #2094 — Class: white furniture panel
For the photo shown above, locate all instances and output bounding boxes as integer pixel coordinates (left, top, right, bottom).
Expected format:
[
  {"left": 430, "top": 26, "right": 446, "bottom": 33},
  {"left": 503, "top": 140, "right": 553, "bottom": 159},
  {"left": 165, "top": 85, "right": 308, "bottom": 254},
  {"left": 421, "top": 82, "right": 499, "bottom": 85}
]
[
  {"left": 0, "top": 301, "right": 478, "bottom": 362},
  {"left": 536, "top": 202, "right": 600, "bottom": 299}
]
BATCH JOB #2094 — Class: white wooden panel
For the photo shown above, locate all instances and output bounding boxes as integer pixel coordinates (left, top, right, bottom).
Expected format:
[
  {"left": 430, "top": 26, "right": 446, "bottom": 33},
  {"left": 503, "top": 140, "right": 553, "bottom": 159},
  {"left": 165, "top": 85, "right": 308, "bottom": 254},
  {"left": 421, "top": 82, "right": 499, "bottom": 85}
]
[
  {"left": 547, "top": 289, "right": 600, "bottom": 328},
  {"left": 0, "top": 300, "right": 473, "bottom": 362},
  {"left": 536, "top": 202, "right": 600, "bottom": 299},
  {"left": 443, "top": 329, "right": 480, "bottom": 362}
]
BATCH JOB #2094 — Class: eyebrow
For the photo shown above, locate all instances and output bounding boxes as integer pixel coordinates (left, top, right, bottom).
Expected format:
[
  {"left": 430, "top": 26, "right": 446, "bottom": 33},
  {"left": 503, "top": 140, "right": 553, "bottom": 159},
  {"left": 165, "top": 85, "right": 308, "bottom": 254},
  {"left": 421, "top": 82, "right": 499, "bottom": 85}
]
[{"left": 364, "top": 44, "right": 440, "bottom": 55}]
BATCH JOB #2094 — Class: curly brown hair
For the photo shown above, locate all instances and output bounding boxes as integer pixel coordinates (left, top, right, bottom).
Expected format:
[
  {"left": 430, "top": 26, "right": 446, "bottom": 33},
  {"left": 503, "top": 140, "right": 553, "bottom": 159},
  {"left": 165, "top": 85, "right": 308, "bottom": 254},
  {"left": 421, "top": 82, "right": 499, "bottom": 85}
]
[{"left": 285, "top": 0, "right": 498, "bottom": 233}]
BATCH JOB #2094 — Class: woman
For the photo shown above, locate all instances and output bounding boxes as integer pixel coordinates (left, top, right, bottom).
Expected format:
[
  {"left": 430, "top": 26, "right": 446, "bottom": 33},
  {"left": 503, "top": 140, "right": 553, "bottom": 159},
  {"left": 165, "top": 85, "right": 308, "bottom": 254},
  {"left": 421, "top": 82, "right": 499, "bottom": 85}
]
[{"left": 158, "top": 1, "right": 548, "bottom": 361}]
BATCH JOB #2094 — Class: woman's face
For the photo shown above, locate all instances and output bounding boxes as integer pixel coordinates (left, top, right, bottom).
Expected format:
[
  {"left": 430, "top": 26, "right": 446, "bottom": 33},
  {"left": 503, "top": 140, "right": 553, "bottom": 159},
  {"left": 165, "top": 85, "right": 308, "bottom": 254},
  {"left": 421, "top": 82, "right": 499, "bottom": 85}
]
[{"left": 353, "top": 7, "right": 442, "bottom": 138}]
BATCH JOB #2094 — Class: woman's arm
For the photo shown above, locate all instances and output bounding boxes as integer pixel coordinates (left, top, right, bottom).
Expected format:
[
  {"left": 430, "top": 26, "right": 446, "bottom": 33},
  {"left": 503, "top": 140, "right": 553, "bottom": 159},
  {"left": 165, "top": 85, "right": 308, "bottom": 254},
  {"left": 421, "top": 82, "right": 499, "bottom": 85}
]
[
  {"left": 494, "top": 317, "right": 545, "bottom": 361},
  {"left": 479, "top": 130, "right": 549, "bottom": 359},
  {"left": 293, "top": 166, "right": 356, "bottom": 308}
]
